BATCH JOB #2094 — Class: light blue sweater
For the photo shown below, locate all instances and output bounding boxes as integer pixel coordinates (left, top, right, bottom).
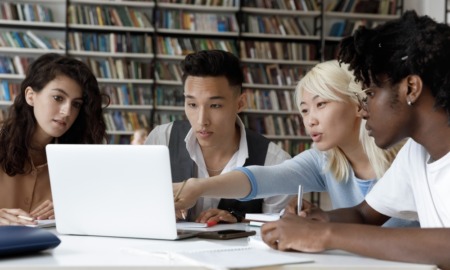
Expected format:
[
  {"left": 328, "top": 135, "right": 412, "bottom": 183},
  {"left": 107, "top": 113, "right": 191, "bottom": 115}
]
[{"left": 236, "top": 148, "right": 419, "bottom": 227}]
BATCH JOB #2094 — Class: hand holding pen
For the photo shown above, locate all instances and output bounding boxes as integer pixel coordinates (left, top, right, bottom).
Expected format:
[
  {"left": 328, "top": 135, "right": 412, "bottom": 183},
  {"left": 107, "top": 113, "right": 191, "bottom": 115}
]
[
  {"left": 174, "top": 180, "right": 188, "bottom": 220},
  {"left": 282, "top": 185, "right": 305, "bottom": 216},
  {"left": 0, "top": 208, "right": 37, "bottom": 226}
]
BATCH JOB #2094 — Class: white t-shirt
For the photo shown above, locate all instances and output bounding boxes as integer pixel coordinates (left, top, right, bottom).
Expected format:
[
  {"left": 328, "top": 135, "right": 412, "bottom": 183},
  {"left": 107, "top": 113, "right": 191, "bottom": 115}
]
[{"left": 366, "top": 139, "right": 450, "bottom": 228}]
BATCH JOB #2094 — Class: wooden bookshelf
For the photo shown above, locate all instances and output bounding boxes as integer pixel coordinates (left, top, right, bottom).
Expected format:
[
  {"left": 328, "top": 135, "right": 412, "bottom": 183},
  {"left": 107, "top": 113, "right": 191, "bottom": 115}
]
[{"left": 0, "top": 0, "right": 404, "bottom": 155}]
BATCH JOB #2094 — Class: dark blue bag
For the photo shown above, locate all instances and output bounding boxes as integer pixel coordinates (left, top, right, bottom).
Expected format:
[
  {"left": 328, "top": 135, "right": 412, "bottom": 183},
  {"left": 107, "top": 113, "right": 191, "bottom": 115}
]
[{"left": 0, "top": 226, "right": 60, "bottom": 256}]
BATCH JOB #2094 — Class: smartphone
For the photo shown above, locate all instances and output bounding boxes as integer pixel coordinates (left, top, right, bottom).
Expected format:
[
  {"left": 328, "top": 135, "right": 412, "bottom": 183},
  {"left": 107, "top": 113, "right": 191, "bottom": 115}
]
[{"left": 197, "top": 230, "right": 256, "bottom": 240}]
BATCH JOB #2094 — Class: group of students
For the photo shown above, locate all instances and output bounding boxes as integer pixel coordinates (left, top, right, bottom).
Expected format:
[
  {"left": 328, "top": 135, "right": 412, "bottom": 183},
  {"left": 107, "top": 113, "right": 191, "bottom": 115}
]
[{"left": 0, "top": 10, "right": 449, "bottom": 269}]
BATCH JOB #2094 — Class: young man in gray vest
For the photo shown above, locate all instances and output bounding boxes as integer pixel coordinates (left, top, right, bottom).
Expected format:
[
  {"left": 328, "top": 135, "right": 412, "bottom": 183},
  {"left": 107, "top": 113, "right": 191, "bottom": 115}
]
[{"left": 145, "top": 50, "right": 291, "bottom": 223}]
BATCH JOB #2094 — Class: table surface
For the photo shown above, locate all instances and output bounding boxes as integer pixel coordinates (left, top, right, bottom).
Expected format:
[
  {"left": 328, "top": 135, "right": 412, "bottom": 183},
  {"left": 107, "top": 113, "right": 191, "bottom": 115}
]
[{"left": 0, "top": 224, "right": 437, "bottom": 270}]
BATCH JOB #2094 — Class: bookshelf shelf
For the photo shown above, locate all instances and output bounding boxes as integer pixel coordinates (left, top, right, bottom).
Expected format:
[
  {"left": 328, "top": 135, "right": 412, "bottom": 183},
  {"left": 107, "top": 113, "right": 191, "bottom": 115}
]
[
  {"left": 107, "top": 104, "right": 153, "bottom": 110},
  {"left": 240, "top": 33, "right": 320, "bottom": 40},
  {"left": 70, "top": 0, "right": 155, "bottom": 8},
  {"left": 156, "top": 105, "right": 184, "bottom": 112},
  {"left": 324, "top": 11, "right": 400, "bottom": 20},
  {"left": 96, "top": 78, "right": 154, "bottom": 84},
  {"left": 68, "top": 51, "right": 154, "bottom": 59},
  {"left": 240, "top": 58, "right": 319, "bottom": 65},
  {"left": 106, "top": 130, "right": 134, "bottom": 135},
  {"left": 0, "top": 48, "right": 65, "bottom": 55},
  {"left": 0, "top": 101, "right": 13, "bottom": 106},
  {"left": 157, "top": 3, "right": 239, "bottom": 12},
  {"left": 68, "top": 24, "right": 155, "bottom": 32},
  {"left": 155, "top": 80, "right": 182, "bottom": 86},
  {"left": 245, "top": 109, "right": 300, "bottom": 115},
  {"left": 0, "top": 20, "right": 65, "bottom": 29},
  {"left": 243, "top": 84, "right": 296, "bottom": 90},
  {"left": 241, "top": 7, "right": 320, "bottom": 16},
  {"left": 157, "top": 29, "right": 239, "bottom": 37},
  {"left": 265, "top": 135, "right": 310, "bottom": 140}
]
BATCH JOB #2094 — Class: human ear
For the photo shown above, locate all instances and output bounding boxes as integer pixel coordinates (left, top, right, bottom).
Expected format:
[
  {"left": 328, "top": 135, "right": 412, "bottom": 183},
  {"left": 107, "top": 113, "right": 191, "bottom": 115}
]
[
  {"left": 24, "top": 87, "right": 35, "bottom": 106},
  {"left": 405, "top": 75, "right": 423, "bottom": 105},
  {"left": 236, "top": 92, "right": 246, "bottom": 113}
]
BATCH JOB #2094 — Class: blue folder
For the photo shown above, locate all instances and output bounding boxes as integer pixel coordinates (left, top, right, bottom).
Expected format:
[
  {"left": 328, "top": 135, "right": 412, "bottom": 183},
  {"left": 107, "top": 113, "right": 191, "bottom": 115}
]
[{"left": 0, "top": 226, "right": 61, "bottom": 256}]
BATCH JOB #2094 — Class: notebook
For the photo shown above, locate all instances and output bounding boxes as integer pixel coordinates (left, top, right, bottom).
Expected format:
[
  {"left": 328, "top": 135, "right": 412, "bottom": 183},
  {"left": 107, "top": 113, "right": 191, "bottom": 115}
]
[{"left": 46, "top": 144, "right": 198, "bottom": 240}]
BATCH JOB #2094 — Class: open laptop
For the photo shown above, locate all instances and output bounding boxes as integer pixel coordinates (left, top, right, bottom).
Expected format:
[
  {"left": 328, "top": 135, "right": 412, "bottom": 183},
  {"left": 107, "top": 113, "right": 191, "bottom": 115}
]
[{"left": 46, "top": 144, "right": 197, "bottom": 240}]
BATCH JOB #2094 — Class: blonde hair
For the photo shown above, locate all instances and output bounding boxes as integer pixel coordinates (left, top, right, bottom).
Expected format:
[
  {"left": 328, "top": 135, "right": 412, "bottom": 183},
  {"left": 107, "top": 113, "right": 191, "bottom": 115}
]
[{"left": 295, "top": 60, "right": 399, "bottom": 181}]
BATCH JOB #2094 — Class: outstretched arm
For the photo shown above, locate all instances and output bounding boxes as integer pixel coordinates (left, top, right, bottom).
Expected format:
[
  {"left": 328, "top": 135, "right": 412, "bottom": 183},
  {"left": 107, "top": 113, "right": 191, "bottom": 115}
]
[
  {"left": 262, "top": 213, "right": 450, "bottom": 269},
  {"left": 173, "top": 170, "right": 251, "bottom": 210}
]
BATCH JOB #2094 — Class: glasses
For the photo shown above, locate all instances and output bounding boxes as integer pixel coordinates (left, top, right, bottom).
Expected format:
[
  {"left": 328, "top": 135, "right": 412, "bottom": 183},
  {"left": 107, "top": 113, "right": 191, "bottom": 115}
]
[
  {"left": 355, "top": 78, "right": 392, "bottom": 111},
  {"left": 355, "top": 88, "right": 373, "bottom": 111}
]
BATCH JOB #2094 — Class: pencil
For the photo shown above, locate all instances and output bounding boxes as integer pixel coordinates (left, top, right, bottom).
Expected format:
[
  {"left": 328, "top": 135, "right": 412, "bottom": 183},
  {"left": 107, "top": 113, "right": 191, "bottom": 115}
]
[
  {"left": 174, "top": 180, "right": 187, "bottom": 202},
  {"left": 18, "top": 215, "right": 33, "bottom": 221}
]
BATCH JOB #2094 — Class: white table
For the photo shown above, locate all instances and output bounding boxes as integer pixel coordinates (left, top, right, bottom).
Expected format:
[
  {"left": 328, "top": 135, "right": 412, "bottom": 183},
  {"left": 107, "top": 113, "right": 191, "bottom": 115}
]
[{"left": 0, "top": 224, "right": 436, "bottom": 270}]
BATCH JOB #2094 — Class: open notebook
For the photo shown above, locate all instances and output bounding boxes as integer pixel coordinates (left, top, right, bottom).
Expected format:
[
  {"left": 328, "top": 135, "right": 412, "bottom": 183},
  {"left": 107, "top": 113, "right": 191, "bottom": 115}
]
[{"left": 46, "top": 144, "right": 197, "bottom": 240}]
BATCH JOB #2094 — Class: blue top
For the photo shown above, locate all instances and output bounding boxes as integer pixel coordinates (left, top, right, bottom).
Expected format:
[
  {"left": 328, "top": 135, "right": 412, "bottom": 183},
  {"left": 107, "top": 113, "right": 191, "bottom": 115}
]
[{"left": 235, "top": 148, "right": 419, "bottom": 227}]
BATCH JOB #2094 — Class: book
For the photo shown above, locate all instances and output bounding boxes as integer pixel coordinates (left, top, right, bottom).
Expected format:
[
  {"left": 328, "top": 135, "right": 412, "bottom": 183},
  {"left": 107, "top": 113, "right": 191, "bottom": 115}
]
[
  {"left": 245, "top": 213, "right": 281, "bottom": 222},
  {"left": 27, "top": 219, "right": 56, "bottom": 228}
]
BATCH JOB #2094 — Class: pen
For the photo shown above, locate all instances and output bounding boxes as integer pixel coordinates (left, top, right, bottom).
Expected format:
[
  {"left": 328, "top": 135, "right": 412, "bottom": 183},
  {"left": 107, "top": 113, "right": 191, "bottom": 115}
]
[
  {"left": 174, "top": 180, "right": 187, "bottom": 202},
  {"left": 18, "top": 215, "right": 33, "bottom": 221},
  {"left": 297, "top": 185, "right": 303, "bottom": 216}
]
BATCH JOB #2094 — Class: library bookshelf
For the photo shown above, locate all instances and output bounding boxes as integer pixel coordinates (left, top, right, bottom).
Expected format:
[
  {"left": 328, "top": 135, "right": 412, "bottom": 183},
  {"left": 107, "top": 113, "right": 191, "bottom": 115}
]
[{"left": 0, "top": 0, "right": 403, "bottom": 154}]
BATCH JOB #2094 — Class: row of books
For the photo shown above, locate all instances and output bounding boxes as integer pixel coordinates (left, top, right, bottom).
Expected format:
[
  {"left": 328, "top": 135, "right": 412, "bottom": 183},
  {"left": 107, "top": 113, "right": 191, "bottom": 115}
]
[
  {"left": 0, "top": 3, "right": 54, "bottom": 22},
  {"left": 0, "top": 81, "right": 19, "bottom": 101},
  {"left": 108, "top": 134, "right": 132, "bottom": 144},
  {"left": 273, "top": 140, "right": 311, "bottom": 155},
  {"left": 101, "top": 85, "right": 153, "bottom": 106},
  {"left": 68, "top": 32, "right": 152, "bottom": 54},
  {"left": 85, "top": 58, "right": 152, "bottom": 80},
  {"left": 239, "top": 40, "right": 317, "bottom": 61},
  {"left": 242, "top": 63, "right": 310, "bottom": 86},
  {"left": 155, "top": 87, "right": 184, "bottom": 107},
  {"left": 326, "top": 0, "right": 398, "bottom": 15},
  {"left": 0, "top": 30, "right": 64, "bottom": 50},
  {"left": 154, "top": 62, "right": 183, "bottom": 82},
  {"left": 244, "top": 0, "right": 319, "bottom": 11},
  {"left": 103, "top": 111, "right": 150, "bottom": 132},
  {"left": 156, "top": 36, "right": 238, "bottom": 56},
  {"left": 329, "top": 20, "right": 378, "bottom": 37},
  {"left": 243, "top": 15, "right": 311, "bottom": 36},
  {"left": 156, "top": 10, "right": 239, "bottom": 32},
  {"left": 242, "top": 114, "right": 307, "bottom": 136},
  {"left": 0, "top": 56, "right": 32, "bottom": 75},
  {"left": 155, "top": 112, "right": 186, "bottom": 125},
  {"left": 244, "top": 89, "right": 296, "bottom": 112},
  {"left": 68, "top": 5, "right": 152, "bottom": 28},
  {"left": 158, "top": 0, "right": 239, "bottom": 6}
]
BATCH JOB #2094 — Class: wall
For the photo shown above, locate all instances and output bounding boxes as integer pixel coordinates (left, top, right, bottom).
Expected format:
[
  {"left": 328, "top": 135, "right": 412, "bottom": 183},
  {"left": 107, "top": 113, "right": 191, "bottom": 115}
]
[{"left": 404, "top": 0, "right": 445, "bottom": 22}]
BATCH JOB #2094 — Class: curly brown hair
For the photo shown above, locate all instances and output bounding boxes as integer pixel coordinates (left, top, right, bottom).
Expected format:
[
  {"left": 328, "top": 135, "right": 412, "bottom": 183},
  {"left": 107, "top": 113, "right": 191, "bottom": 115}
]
[{"left": 0, "top": 53, "right": 108, "bottom": 176}]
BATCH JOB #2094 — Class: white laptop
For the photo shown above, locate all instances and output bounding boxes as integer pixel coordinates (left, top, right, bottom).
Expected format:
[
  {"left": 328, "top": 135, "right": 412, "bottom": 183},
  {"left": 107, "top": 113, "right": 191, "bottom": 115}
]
[{"left": 46, "top": 144, "right": 197, "bottom": 240}]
